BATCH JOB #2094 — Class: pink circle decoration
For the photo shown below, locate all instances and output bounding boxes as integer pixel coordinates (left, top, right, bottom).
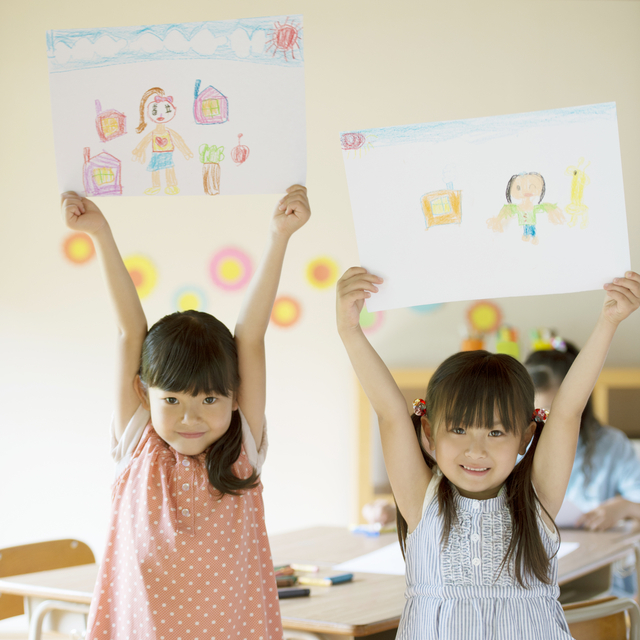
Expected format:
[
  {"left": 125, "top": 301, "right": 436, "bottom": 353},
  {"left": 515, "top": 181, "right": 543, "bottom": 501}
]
[{"left": 209, "top": 247, "right": 253, "bottom": 291}]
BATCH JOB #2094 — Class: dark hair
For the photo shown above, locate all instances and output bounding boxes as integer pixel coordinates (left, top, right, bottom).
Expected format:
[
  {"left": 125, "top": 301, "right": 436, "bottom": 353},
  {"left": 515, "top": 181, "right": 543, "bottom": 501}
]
[
  {"left": 525, "top": 342, "right": 601, "bottom": 485},
  {"left": 396, "top": 350, "right": 556, "bottom": 587},
  {"left": 505, "top": 172, "right": 546, "bottom": 204},
  {"left": 140, "top": 310, "right": 258, "bottom": 496}
]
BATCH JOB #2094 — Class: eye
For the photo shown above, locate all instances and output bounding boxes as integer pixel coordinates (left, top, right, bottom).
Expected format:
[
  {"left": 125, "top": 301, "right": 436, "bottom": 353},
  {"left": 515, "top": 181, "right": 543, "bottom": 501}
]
[
  {"left": 203, "top": 397, "right": 216, "bottom": 405},
  {"left": 489, "top": 430, "right": 504, "bottom": 437},
  {"left": 165, "top": 397, "right": 178, "bottom": 405},
  {"left": 151, "top": 105, "right": 157, "bottom": 115},
  {"left": 165, "top": 104, "right": 172, "bottom": 113},
  {"left": 451, "top": 427, "right": 465, "bottom": 435}
]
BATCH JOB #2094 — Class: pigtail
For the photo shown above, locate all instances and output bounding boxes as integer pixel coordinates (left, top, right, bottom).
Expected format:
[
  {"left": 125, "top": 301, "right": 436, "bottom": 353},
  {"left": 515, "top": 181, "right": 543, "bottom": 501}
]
[
  {"left": 206, "top": 409, "right": 259, "bottom": 497},
  {"left": 136, "top": 87, "right": 165, "bottom": 134},
  {"left": 500, "top": 419, "right": 557, "bottom": 587}
]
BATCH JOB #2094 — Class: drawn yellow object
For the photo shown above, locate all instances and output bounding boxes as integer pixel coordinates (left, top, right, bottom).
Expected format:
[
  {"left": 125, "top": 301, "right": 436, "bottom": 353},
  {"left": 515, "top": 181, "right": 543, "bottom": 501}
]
[{"left": 565, "top": 158, "right": 590, "bottom": 229}]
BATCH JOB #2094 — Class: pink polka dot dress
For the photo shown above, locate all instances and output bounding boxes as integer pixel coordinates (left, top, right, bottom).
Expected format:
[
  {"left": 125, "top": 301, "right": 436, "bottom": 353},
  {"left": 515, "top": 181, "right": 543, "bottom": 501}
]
[{"left": 86, "top": 406, "right": 282, "bottom": 640}]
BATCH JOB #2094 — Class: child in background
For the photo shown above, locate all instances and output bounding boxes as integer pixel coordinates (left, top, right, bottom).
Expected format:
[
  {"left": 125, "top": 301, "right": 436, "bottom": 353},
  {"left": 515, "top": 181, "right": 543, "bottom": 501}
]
[
  {"left": 61, "top": 186, "right": 310, "bottom": 640},
  {"left": 526, "top": 341, "right": 640, "bottom": 596},
  {"left": 337, "top": 266, "right": 639, "bottom": 639}
]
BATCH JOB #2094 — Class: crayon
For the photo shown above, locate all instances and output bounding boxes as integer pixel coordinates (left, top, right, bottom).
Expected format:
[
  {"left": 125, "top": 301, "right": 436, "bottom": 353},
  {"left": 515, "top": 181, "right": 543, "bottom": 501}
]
[
  {"left": 278, "top": 587, "right": 311, "bottom": 599},
  {"left": 297, "top": 573, "right": 354, "bottom": 587},
  {"left": 290, "top": 563, "right": 319, "bottom": 572},
  {"left": 276, "top": 576, "right": 298, "bottom": 587}
]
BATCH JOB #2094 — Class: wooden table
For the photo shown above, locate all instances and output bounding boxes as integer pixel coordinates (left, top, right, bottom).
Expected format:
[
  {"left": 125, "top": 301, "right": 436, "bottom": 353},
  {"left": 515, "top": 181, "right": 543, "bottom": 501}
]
[{"left": 1, "top": 525, "right": 639, "bottom": 639}]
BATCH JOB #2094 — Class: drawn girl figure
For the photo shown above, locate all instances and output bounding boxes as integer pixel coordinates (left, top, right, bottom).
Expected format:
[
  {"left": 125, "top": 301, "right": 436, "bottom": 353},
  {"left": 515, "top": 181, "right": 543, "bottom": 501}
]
[
  {"left": 132, "top": 87, "right": 193, "bottom": 195},
  {"left": 487, "top": 173, "right": 565, "bottom": 245}
]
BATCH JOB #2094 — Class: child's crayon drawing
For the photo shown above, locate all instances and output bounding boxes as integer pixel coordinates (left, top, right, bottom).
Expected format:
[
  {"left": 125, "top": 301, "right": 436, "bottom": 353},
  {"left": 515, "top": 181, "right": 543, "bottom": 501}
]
[
  {"left": 341, "top": 103, "right": 630, "bottom": 310},
  {"left": 565, "top": 158, "right": 590, "bottom": 229},
  {"left": 199, "top": 143, "right": 224, "bottom": 195},
  {"left": 82, "top": 147, "right": 122, "bottom": 196},
  {"left": 47, "top": 16, "right": 306, "bottom": 196}
]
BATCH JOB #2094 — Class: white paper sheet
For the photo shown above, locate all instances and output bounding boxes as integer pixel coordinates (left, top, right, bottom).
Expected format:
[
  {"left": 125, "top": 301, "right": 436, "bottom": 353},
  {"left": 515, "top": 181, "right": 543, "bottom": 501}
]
[
  {"left": 555, "top": 499, "right": 585, "bottom": 529},
  {"left": 557, "top": 541, "right": 580, "bottom": 559},
  {"left": 333, "top": 541, "right": 405, "bottom": 575},
  {"left": 47, "top": 16, "right": 306, "bottom": 197},
  {"left": 341, "top": 104, "right": 630, "bottom": 310}
]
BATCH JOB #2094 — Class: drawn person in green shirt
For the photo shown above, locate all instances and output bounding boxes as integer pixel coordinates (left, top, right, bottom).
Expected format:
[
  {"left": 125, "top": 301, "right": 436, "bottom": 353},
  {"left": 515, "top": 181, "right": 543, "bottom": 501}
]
[{"left": 487, "top": 172, "right": 565, "bottom": 245}]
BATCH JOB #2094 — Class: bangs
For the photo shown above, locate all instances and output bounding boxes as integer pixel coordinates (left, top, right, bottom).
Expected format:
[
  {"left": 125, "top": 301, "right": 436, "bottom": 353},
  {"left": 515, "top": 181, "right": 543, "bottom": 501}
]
[
  {"left": 141, "top": 311, "right": 239, "bottom": 397},
  {"left": 428, "top": 351, "right": 533, "bottom": 434}
]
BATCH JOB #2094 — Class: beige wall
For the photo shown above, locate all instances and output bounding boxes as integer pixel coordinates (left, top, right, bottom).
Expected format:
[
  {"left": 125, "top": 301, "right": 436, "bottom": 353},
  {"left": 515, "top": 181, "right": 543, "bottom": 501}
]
[{"left": 1, "top": 0, "right": 638, "bottom": 559}]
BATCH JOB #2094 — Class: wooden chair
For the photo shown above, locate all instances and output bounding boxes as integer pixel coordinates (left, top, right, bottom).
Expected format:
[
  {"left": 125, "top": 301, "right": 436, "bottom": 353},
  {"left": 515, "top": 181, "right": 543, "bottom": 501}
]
[
  {"left": 563, "top": 595, "right": 640, "bottom": 640},
  {"left": 0, "top": 539, "right": 94, "bottom": 637}
]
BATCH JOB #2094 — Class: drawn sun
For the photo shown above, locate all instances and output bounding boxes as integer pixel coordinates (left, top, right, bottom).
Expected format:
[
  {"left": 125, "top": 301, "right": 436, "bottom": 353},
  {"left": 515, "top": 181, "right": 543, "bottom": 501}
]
[{"left": 266, "top": 18, "right": 302, "bottom": 61}]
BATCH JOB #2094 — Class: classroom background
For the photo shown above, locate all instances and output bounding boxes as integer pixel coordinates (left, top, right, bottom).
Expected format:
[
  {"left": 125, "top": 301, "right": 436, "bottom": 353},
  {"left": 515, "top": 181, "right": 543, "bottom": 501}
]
[{"left": 1, "top": 0, "right": 639, "bottom": 561}]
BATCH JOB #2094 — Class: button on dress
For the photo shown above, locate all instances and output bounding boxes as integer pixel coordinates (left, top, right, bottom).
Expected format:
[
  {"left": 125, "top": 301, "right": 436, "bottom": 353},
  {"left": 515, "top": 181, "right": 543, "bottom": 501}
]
[
  {"left": 397, "top": 468, "right": 574, "bottom": 640},
  {"left": 86, "top": 406, "right": 282, "bottom": 640}
]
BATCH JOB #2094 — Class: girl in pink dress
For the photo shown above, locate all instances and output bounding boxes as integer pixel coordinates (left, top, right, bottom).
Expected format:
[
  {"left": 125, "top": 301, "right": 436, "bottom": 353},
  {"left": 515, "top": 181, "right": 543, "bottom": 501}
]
[{"left": 61, "top": 186, "right": 311, "bottom": 640}]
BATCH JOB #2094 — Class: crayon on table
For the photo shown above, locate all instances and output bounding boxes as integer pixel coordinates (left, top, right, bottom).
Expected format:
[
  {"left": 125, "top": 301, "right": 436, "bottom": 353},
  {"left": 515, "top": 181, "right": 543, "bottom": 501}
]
[{"left": 298, "top": 573, "right": 354, "bottom": 587}]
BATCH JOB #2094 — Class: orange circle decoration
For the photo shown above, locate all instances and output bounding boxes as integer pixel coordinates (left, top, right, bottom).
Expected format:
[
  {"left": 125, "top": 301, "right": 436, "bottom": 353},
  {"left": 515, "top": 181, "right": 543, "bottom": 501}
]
[
  {"left": 306, "top": 257, "right": 339, "bottom": 290},
  {"left": 63, "top": 233, "right": 95, "bottom": 264},
  {"left": 123, "top": 255, "right": 157, "bottom": 299},
  {"left": 209, "top": 247, "right": 253, "bottom": 291},
  {"left": 467, "top": 300, "right": 502, "bottom": 334},
  {"left": 271, "top": 296, "right": 301, "bottom": 328},
  {"left": 360, "top": 307, "right": 384, "bottom": 334}
]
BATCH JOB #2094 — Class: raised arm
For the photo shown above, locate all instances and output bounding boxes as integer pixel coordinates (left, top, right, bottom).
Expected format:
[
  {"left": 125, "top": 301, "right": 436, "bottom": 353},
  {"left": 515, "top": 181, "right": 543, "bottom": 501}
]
[
  {"left": 533, "top": 271, "right": 640, "bottom": 518},
  {"left": 337, "top": 268, "right": 432, "bottom": 531},
  {"left": 61, "top": 192, "right": 147, "bottom": 440},
  {"left": 234, "top": 185, "right": 310, "bottom": 448}
]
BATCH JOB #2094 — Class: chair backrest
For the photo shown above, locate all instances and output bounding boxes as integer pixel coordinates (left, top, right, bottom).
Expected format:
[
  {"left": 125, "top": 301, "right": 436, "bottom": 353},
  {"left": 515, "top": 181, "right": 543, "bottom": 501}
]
[
  {"left": 0, "top": 539, "right": 95, "bottom": 621},
  {"left": 563, "top": 595, "right": 639, "bottom": 640}
]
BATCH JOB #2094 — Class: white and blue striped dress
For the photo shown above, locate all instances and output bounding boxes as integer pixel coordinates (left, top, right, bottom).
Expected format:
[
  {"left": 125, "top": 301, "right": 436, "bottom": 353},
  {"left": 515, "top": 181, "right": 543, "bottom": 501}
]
[{"left": 397, "top": 469, "right": 574, "bottom": 639}]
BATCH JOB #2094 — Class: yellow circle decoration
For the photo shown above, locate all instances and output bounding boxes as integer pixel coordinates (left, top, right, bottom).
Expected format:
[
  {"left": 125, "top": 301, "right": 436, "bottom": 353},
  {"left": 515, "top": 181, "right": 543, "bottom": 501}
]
[
  {"left": 209, "top": 247, "right": 252, "bottom": 291},
  {"left": 63, "top": 233, "right": 95, "bottom": 264},
  {"left": 467, "top": 300, "right": 502, "bottom": 334},
  {"left": 360, "top": 307, "right": 384, "bottom": 333},
  {"left": 174, "top": 287, "right": 207, "bottom": 312},
  {"left": 124, "top": 255, "right": 157, "bottom": 299},
  {"left": 306, "top": 257, "right": 339, "bottom": 289},
  {"left": 271, "top": 296, "right": 301, "bottom": 328}
]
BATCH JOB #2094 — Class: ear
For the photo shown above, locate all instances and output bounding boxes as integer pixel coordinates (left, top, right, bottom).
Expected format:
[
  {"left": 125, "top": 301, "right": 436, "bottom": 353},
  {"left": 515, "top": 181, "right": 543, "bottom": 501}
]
[
  {"left": 519, "top": 421, "right": 537, "bottom": 456},
  {"left": 134, "top": 375, "right": 150, "bottom": 410},
  {"left": 421, "top": 415, "right": 436, "bottom": 451}
]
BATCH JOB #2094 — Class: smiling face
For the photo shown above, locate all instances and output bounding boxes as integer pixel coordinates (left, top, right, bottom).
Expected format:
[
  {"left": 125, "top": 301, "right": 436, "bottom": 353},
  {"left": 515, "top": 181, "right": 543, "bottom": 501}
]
[
  {"left": 148, "top": 99, "right": 176, "bottom": 124},
  {"left": 509, "top": 174, "right": 544, "bottom": 203},
  {"left": 423, "top": 415, "right": 534, "bottom": 500},
  {"left": 137, "top": 382, "right": 237, "bottom": 456}
]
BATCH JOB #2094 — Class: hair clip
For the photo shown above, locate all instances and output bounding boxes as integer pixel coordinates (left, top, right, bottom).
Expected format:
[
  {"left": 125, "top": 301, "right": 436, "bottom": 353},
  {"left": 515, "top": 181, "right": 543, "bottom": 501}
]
[
  {"left": 413, "top": 398, "right": 427, "bottom": 417},
  {"left": 532, "top": 408, "right": 549, "bottom": 424},
  {"left": 551, "top": 336, "right": 567, "bottom": 352}
]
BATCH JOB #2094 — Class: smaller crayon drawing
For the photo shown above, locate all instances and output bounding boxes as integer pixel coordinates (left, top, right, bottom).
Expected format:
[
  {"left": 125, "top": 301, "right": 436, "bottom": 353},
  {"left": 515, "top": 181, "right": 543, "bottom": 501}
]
[
  {"left": 420, "top": 189, "right": 462, "bottom": 230},
  {"left": 124, "top": 255, "right": 157, "bottom": 299},
  {"left": 306, "top": 256, "right": 339, "bottom": 289},
  {"left": 267, "top": 18, "right": 301, "bottom": 61},
  {"left": 341, "top": 132, "right": 376, "bottom": 159},
  {"left": 63, "top": 232, "right": 95, "bottom": 264},
  {"left": 95, "top": 100, "right": 126, "bottom": 142},
  {"left": 132, "top": 87, "right": 193, "bottom": 196},
  {"left": 360, "top": 307, "right": 384, "bottom": 334},
  {"left": 174, "top": 287, "right": 207, "bottom": 312},
  {"left": 565, "top": 158, "right": 590, "bottom": 229},
  {"left": 231, "top": 134, "right": 250, "bottom": 165},
  {"left": 82, "top": 147, "right": 122, "bottom": 196},
  {"left": 487, "top": 173, "right": 564, "bottom": 245},
  {"left": 199, "top": 143, "right": 225, "bottom": 195},
  {"left": 193, "top": 80, "right": 229, "bottom": 125},
  {"left": 271, "top": 296, "right": 301, "bottom": 328},
  {"left": 209, "top": 247, "right": 252, "bottom": 291}
]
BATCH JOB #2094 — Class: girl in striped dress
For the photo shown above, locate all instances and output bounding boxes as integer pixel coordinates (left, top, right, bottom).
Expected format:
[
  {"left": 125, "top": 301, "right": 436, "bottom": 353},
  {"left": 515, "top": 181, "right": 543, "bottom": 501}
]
[
  {"left": 336, "top": 266, "right": 640, "bottom": 640},
  {"left": 61, "top": 186, "right": 310, "bottom": 640}
]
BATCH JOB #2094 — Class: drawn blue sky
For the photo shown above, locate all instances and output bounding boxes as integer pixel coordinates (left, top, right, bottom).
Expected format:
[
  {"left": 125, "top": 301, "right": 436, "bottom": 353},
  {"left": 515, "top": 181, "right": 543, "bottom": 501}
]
[
  {"left": 341, "top": 103, "right": 616, "bottom": 148},
  {"left": 47, "top": 15, "right": 304, "bottom": 73}
]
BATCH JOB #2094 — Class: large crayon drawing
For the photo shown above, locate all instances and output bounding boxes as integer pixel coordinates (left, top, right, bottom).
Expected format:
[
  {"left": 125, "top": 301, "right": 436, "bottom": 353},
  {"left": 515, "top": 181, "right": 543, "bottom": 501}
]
[
  {"left": 48, "top": 16, "right": 306, "bottom": 197},
  {"left": 341, "top": 103, "right": 630, "bottom": 310}
]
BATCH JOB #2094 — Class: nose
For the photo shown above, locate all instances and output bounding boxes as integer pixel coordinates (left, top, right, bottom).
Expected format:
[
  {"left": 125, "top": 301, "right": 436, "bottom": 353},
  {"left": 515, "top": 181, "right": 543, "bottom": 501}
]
[
  {"left": 181, "top": 404, "right": 201, "bottom": 426},
  {"left": 465, "top": 436, "right": 487, "bottom": 459}
]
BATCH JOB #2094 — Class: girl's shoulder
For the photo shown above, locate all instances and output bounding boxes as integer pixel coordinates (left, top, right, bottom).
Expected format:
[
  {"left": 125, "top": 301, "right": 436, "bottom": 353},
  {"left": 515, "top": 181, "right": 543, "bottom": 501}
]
[
  {"left": 110, "top": 405, "right": 152, "bottom": 476},
  {"left": 421, "top": 466, "right": 443, "bottom": 514}
]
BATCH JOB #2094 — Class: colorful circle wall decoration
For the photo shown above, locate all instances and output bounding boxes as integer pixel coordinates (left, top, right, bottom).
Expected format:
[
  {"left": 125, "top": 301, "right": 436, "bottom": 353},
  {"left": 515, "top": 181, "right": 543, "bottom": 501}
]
[
  {"left": 174, "top": 287, "right": 207, "bottom": 312},
  {"left": 209, "top": 247, "right": 253, "bottom": 291},
  {"left": 467, "top": 300, "right": 502, "bottom": 334},
  {"left": 410, "top": 303, "right": 444, "bottom": 314},
  {"left": 306, "top": 257, "right": 339, "bottom": 289},
  {"left": 63, "top": 232, "right": 95, "bottom": 264},
  {"left": 124, "top": 255, "right": 157, "bottom": 299},
  {"left": 360, "top": 307, "right": 384, "bottom": 334},
  {"left": 271, "top": 296, "right": 301, "bottom": 328}
]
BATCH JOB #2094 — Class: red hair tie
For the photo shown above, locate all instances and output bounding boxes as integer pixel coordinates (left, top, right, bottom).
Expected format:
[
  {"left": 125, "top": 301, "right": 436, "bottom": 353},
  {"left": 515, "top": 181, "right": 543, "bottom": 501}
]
[
  {"left": 413, "top": 399, "right": 427, "bottom": 417},
  {"left": 154, "top": 95, "right": 174, "bottom": 104},
  {"left": 532, "top": 408, "right": 549, "bottom": 424}
]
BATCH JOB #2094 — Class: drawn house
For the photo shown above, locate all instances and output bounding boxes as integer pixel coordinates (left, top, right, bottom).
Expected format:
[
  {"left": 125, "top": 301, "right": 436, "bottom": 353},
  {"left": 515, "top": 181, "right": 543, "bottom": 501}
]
[
  {"left": 94, "top": 100, "right": 126, "bottom": 142},
  {"left": 420, "top": 189, "right": 462, "bottom": 229},
  {"left": 193, "top": 80, "right": 229, "bottom": 125},
  {"left": 82, "top": 147, "right": 122, "bottom": 196}
]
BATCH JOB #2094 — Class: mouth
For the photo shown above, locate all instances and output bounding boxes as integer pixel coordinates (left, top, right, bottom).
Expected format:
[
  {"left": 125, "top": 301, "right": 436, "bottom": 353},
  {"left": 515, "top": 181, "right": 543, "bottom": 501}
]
[
  {"left": 178, "top": 432, "right": 205, "bottom": 439},
  {"left": 157, "top": 116, "right": 165, "bottom": 121},
  {"left": 460, "top": 465, "right": 490, "bottom": 476}
]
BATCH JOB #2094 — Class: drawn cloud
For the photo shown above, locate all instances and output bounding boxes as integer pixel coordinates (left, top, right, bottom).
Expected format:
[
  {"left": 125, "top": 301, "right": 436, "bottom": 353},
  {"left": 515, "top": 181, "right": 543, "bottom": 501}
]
[
  {"left": 54, "top": 35, "right": 127, "bottom": 65},
  {"left": 129, "top": 29, "right": 227, "bottom": 55},
  {"left": 229, "top": 29, "right": 266, "bottom": 58}
]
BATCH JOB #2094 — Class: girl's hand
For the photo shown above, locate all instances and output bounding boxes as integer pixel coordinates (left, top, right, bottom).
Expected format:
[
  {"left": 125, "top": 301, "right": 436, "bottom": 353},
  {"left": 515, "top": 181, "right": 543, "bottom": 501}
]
[
  {"left": 132, "top": 147, "right": 146, "bottom": 164},
  {"left": 61, "top": 191, "right": 107, "bottom": 235},
  {"left": 336, "top": 267, "right": 383, "bottom": 333},
  {"left": 602, "top": 271, "right": 640, "bottom": 325},
  {"left": 272, "top": 185, "right": 310, "bottom": 238},
  {"left": 576, "top": 496, "right": 632, "bottom": 531}
]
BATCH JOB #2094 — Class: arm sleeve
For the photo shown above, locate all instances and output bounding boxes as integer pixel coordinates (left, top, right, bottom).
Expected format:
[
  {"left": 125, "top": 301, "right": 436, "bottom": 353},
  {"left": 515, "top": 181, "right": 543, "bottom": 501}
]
[
  {"left": 110, "top": 404, "right": 150, "bottom": 478},
  {"left": 239, "top": 408, "right": 268, "bottom": 474},
  {"left": 612, "top": 431, "right": 640, "bottom": 502}
]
